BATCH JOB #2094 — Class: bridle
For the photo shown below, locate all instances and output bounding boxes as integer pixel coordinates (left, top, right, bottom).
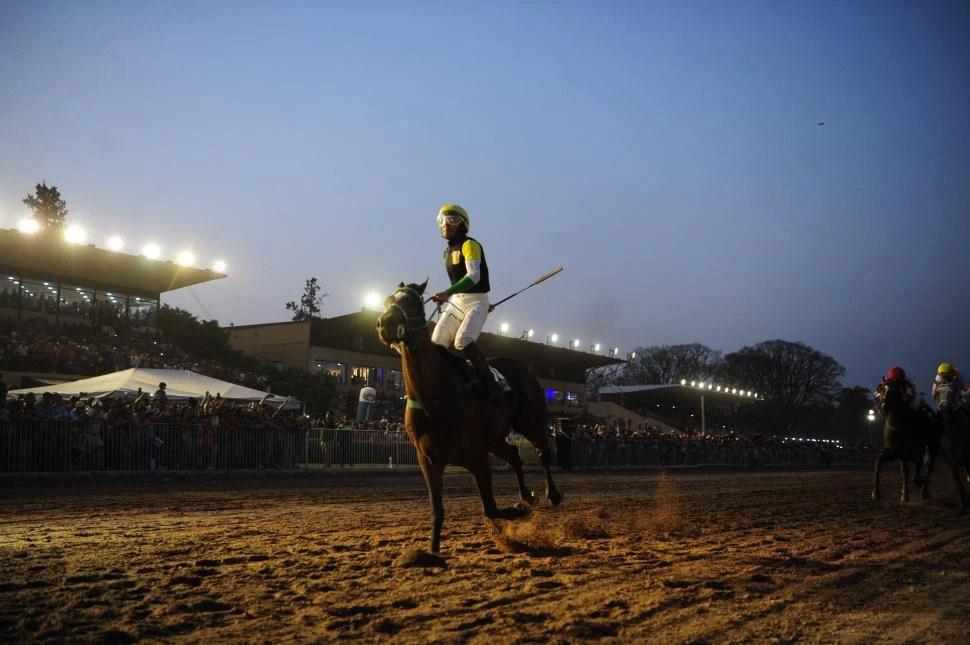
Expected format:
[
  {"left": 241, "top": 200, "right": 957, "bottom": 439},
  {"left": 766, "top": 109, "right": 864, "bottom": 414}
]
[{"left": 381, "top": 285, "right": 428, "bottom": 348}]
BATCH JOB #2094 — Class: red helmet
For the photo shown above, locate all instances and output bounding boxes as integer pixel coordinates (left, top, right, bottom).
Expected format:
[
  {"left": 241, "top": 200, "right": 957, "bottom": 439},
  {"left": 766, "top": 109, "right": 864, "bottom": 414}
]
[{"left": 887, "top": 366, "right": 906, "bottom": 380}]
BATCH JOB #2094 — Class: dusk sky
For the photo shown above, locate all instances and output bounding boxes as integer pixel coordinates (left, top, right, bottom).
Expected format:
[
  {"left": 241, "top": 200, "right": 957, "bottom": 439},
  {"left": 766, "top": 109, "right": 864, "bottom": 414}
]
[{"left": 1, "top": 1, "right": 967, "bottom": 391}]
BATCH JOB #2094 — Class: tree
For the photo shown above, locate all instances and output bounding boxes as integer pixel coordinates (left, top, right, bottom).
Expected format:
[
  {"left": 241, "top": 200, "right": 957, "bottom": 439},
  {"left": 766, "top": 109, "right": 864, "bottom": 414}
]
[
  {"left": 157, "top": 305, "right": 238, "bottom": 362},
  {"left": 618, "top": 343, "right": 722, "bottom": 385},
  {"left": 22, "top": 182, "right": 69, "bottom": 230},
  {"left": 286, "top": 277, "right": 327, "bottom": 321},
  {"left": 831, "top": 386, "right": 877, "bottom": 446},
  {"left": 720, "top": 340, "right": 845, "bottom": 434}
]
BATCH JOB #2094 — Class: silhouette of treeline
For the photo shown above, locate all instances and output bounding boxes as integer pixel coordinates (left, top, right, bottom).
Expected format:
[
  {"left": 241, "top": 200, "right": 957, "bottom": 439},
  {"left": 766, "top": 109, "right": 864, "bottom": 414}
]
[{"left": 590, "top": 341, "right": 873, "bottom": 443}]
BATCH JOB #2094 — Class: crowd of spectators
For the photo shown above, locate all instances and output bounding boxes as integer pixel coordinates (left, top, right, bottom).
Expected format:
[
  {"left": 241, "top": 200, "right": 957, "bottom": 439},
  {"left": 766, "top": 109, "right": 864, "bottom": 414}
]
[
  {"left": 0, "top": 316, "right": 269, "bottom": 389},
  {"left": 2, "top": 313, "right": 871, "bottom": 473},
  {"left": 1, "top": 387, "right": 310, "bottom": 472}
]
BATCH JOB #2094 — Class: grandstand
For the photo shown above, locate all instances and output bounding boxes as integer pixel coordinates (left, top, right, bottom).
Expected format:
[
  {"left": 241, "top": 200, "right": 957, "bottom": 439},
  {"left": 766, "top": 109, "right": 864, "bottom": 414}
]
[
  {"left": 0, "top": 227, "right": 225, "bottom": 387},
  {"left": 226, "top": 313, "right": 624, "bottom": 416}
]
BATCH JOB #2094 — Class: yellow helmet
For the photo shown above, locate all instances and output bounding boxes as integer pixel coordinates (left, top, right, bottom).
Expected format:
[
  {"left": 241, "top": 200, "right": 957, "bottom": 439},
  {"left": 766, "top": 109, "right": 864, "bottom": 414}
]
[
  {"left": 437, "top": 204, "right": 469, "bottom": 231},
  {"left": 937, "top": 362, "right": 956, "bottom": 376}
]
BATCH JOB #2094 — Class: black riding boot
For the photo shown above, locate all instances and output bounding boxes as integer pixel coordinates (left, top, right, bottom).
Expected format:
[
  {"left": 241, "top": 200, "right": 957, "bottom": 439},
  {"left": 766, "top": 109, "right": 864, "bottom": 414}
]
[{"left": 461, "top": 342, "right": 502, "bottom": 401}]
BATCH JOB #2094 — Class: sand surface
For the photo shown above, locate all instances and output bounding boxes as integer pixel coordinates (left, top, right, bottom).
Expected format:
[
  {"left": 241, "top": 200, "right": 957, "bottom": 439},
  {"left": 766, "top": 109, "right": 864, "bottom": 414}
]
[{"left": 2, "top": 467, "right": 969, "bottom": 643}]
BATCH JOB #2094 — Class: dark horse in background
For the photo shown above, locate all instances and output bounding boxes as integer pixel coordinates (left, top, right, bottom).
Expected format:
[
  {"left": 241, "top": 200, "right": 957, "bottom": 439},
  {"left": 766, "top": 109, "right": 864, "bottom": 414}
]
[
  {"left": 871, "top": 379, "right": 941, "bottom": 503},
  {"left": 933, "top": 381, "right": 970, "bottom": 510},
  {"left": 376, "top": 280, "right": 562, "bottom": 553}
]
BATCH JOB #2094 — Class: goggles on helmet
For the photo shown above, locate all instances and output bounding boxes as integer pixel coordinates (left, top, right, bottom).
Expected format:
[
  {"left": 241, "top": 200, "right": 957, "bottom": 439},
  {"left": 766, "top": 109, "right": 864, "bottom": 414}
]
[{"left": 437, "top": 212, "right": 465, "bottom": 227}]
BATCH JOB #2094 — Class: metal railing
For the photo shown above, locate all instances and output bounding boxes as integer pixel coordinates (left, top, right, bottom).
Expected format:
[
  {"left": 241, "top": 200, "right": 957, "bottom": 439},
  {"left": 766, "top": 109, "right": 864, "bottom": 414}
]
[
  {"left": 0, "top": 420, "right": 544, "bottom": 473},
  {"left": 0, "top": 419, "right": 872, "bottom": 474}
]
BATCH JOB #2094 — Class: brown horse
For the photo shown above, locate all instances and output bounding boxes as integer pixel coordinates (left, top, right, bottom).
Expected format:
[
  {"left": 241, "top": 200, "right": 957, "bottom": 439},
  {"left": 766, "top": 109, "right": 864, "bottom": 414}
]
[
  {"left": 376, "top": 280, "right": 563, "bottom": 552},
  {"left": 933, "top": 381, "right": 970, "bottom": 510},
  {"left": 871, "top": 379, "right": 940, "bottom": 503}
]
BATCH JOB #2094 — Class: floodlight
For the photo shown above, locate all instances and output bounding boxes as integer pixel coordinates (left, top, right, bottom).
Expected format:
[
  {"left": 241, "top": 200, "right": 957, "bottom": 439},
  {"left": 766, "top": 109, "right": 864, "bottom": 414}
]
[
  {"left": 107, "top": 236, "right": 124, "bottom": 251},
  {"left": 364, "top": 292, "right": 381, "bottom": 310},
  {"left": 143, "top": 243, "right": 161, "bottom": 259},
  {"left": 500, "top": 322, "right": 509, "bottom": 334},
  {"left": 18, "top": 218, "right": 39, "bottom": 234},
  {"left": 64, "top": 225, "right": 86, "bottom": 244},
  {"left": 176, "top": 250, "right": 195, "bottom": 266},
  {"left": 213, "top": 260, "right": 227, "bottom": 273}
]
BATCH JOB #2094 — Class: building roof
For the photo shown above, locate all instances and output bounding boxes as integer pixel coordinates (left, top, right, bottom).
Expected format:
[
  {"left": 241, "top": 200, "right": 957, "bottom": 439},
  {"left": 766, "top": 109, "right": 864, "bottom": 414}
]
[
  {"left": 309, "top": 310, "right": 623, "bottom": 382},
  {"left": 0, "top": 228, "right": 225, "bottom": 297}
]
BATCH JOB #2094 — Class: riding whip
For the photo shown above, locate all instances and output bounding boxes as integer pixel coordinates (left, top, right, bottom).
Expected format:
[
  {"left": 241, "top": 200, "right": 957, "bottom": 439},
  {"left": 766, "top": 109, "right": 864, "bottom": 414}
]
[{"left": 489, "top": 266, "right": 563, "bottom": 311}]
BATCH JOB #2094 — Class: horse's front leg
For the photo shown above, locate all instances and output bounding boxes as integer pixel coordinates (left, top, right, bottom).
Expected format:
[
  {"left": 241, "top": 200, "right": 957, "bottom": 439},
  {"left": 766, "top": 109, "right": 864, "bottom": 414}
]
[
  {"left": 920, "top": 446, "right": 935, "bottom": 500},
  {"left": 872, "top": 449, "right": 889, "bottom": 501},
  {"left": 489, "top": 441, "right": 536, "bottom": 506},
  {"left": 470, "top": 456, "right": 527, "bottom": 520},
  {"left": 899, "top": 460, "right": 910, "bottom": 503},
  {"left": 950, "top": 463, "right": 968, "bottom": 511},
  {"left": 468, "top": 456, "right": 502, "bottom": 518},
  {"left": 418, "top": 455, "right": 445, "bottom": 553}
]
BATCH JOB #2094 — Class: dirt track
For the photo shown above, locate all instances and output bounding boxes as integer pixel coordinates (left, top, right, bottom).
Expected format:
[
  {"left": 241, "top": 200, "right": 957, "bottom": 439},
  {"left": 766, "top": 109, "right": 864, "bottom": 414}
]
[{"left": 2, "top": 466, "right": 969, "bottom": 643}]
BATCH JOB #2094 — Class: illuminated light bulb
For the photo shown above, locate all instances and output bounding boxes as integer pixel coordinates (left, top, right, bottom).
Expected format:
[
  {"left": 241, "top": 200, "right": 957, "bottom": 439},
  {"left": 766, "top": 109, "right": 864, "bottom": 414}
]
[
  {"left": 64, "top": 225, "right": 86, "bottom": 244},
  {"left": 18, "top": 218, "right": 40, "bottom": 234}
]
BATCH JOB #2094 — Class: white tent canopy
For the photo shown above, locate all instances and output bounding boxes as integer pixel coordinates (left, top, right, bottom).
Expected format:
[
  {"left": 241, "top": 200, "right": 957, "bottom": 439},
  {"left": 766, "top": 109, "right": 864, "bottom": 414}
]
[{"left": 7, "top": 368, "right": 300, "bottom": 409}]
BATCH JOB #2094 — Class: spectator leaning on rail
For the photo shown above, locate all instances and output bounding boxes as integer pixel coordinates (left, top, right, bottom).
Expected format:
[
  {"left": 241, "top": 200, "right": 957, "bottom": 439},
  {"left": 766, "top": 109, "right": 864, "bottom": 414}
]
[{"left": 429, "top": 204, "right": 502, "bottom": 401}]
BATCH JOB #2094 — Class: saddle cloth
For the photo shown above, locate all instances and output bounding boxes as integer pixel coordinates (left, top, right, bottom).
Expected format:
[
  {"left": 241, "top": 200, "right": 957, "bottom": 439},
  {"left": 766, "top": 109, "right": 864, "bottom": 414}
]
[{"left": 489, "top": 367, "right": 512, "bottom": 394}]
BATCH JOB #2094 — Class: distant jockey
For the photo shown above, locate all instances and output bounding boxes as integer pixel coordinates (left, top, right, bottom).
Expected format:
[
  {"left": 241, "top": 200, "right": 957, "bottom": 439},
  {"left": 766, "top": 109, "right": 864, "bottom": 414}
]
[
  {"left": 932, "top": 362, "right": 969, "bottom": 407},
  {"left": 875, "top": 366, "right": 923, "bottom": 416}
]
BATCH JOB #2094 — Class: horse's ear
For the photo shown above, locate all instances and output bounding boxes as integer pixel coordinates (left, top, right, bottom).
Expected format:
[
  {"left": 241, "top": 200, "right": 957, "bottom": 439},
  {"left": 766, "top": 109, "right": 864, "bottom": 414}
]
[
  {"left": 416, "top": 279, "right": 428, "bottom": 295},
  {"left": 397, "top": 282, "right": 405, "bottom": 289}
]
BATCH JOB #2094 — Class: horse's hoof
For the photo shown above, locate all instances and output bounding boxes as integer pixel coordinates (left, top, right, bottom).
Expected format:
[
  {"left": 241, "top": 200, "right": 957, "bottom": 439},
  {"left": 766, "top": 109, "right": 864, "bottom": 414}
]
[
  {"left": 506, "top": 502, "right": 531, "bottom": 519},
  {"left": 549, "top": 491, "right": 564, "bottom": 507},
  {"left": 871, "top": 491, "right": 880, "bottom": 501}
]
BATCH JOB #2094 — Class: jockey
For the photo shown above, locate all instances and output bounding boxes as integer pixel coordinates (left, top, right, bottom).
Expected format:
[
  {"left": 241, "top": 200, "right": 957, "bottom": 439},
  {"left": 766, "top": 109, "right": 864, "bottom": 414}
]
[
  {"left": 430, "top": 204, "right": 502, "bottom": 400},
  {"left": 932, "top": 362, "right": 969, "bottom": 405},
  {"left": 875, "top": 366, "right": 925, "bottom": 415}
]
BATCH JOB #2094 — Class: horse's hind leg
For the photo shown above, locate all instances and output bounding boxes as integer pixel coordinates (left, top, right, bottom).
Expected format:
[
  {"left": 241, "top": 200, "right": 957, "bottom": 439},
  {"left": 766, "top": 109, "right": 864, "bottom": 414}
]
[
  {"left": 418, "top": 455, "right": 446, "bottom": 553},
  {"left": 489, "top": 441, "right": 536, "bottom": 506},
  {"left": 536, "top": 443, "right": 563, "bottom": 507}
]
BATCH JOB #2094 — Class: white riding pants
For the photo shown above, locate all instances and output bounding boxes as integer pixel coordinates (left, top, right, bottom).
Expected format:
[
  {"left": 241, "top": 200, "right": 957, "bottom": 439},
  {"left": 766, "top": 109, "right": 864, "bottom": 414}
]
[{"left": 431, "top": 292, "right": 490, "bottom": 351}]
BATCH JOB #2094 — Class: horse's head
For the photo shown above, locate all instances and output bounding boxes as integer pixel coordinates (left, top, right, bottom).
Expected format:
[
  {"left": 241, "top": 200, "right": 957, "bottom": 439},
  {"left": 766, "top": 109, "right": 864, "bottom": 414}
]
[
  {"left": 934, "top": 381, "right": 961, "bottom": 417},
  {"left": 376, "top": 280, "right": 429, "bottom": 352}
]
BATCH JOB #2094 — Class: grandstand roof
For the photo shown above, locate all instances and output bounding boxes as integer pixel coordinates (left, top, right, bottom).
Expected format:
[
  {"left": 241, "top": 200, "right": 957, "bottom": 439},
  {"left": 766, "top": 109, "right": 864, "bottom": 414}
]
[
  {"left": 0, "top": 228, "right": 225, "bottom": 296},
  {"left": 308, "top": 310, "right": 623, "bottom": 382}
]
